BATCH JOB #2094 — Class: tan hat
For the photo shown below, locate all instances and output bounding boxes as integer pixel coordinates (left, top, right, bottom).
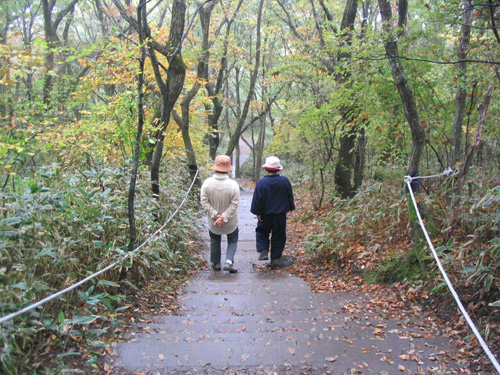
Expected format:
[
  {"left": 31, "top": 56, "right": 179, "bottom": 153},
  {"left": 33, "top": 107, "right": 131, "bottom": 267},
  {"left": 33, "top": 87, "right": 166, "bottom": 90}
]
[
  {"left": 263, "top": 156, "right": 283, "bottom": 171},
  {"left": 212, "top": 155, "right": 233, "bottom": 172}
]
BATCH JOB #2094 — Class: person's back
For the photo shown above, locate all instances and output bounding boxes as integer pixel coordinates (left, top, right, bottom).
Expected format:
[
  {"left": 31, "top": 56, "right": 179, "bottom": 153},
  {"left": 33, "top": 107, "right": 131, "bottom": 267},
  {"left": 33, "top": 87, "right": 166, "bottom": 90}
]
[
  {"left": 201, "top": 176, "right": 239, "bottom": 234},
  {"left": 251, "top": 173, "right": 294, "bottom": 217},
  {"left": 200, "top": 155, "right": 240, "bottom": 273},
  {"left": 250, "top": 156, "right": 295, "bottom": 264}
]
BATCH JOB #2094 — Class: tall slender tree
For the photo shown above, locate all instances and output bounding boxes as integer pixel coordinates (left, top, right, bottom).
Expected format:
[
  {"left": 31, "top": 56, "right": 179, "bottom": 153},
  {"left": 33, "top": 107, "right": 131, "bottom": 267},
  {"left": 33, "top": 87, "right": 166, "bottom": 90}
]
[
  {"left": 450, "top": 0, "right": 474, "bottom": 168},
  {"left": 41, "top": 0, "right": 79, "bottom": 106},
  {"left": 128, "top": 0, "right": 148, "bottom": 251},
  {"left": 172, "top": 0, "right": 217, "bottom": 183},
  {"left": 378, "top": 0, "right": 425, "bottom": 177},
  {"left": 224, "top": 0, "right": 264, "bottom": 157}
]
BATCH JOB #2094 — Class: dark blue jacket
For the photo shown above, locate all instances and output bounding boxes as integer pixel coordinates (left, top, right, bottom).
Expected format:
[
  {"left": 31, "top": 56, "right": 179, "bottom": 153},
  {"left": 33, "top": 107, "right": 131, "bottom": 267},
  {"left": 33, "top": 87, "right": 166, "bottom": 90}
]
[{"left": 251, "top": 174, "right": 295, "bottom": 216}]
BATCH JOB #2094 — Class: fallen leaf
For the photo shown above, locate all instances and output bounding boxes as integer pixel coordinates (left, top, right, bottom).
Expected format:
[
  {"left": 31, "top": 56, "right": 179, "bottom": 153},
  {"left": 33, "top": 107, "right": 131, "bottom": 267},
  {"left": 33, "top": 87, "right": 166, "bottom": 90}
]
[
  {"left": 288, "top": 347, "right": 295, "bottom": 355},
  {"left": 374, "top": 328, "right": 385, "bottom": 335},
  {"left": 158, "top": 354, "right": 165, "bottom": 361},
  {"left": 325, "top": 356, "right": 337, "bottom": 362}
]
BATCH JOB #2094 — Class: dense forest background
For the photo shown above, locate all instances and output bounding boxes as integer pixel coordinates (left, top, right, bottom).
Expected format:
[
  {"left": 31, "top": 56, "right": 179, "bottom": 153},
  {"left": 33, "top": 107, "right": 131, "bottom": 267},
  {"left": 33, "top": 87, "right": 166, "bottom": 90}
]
[{"left": 0, "top": 0, "right": 499, "bottom": 373}]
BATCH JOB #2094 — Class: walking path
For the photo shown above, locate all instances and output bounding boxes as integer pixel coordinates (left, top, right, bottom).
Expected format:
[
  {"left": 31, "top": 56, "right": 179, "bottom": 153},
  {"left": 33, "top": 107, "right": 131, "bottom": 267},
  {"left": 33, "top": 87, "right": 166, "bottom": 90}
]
[{"left": 112, "top": 188, "right": 464, "bottom": 374}]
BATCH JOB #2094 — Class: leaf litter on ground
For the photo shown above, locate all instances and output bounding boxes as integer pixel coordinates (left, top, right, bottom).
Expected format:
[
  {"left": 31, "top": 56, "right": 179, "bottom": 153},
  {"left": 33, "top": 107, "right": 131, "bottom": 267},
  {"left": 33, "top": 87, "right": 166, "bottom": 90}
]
[{"left": 285, "top": 192, "right": 499, "bottom": 374}]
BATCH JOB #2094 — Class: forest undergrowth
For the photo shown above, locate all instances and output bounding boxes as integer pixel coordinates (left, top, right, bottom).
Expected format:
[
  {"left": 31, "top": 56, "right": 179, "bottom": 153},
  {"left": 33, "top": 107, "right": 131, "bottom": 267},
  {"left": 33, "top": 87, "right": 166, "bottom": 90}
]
[
  {"left": 2, "top": 167, "right": 499, "bottom": 374},
  {"left": 285, "top": 169, "right": 500, "bottom": 374},
  {"left": 0, "top": 162, "right": 205, "bottom": 374}
]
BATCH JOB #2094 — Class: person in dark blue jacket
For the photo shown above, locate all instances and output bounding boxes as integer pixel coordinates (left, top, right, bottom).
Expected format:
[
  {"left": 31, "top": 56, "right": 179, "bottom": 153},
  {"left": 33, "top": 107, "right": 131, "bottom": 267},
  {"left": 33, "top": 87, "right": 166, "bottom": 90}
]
[{"left": 250, "top": 156, "right": 295, "bottom": 265}]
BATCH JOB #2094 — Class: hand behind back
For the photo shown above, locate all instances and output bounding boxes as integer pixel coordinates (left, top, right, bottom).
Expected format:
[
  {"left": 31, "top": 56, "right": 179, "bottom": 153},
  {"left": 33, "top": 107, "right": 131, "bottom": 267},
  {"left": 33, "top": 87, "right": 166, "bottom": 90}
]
[{"left": 214, "top": 214, "right": 225, "bottom": 227}]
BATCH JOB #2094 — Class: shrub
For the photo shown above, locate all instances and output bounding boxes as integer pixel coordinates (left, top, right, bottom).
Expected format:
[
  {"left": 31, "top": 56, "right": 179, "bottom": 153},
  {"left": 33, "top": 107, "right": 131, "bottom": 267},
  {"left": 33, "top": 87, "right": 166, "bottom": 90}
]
[{"left": 0, "top": 162, "right": 202, "bottom": 374}]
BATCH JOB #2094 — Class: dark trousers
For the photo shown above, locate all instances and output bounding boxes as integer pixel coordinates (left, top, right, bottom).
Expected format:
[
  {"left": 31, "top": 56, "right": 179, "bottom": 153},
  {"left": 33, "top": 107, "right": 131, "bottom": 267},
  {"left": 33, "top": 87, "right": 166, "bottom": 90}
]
[{"left": 256, "top": 214, "right": 287, "bottom": 260}]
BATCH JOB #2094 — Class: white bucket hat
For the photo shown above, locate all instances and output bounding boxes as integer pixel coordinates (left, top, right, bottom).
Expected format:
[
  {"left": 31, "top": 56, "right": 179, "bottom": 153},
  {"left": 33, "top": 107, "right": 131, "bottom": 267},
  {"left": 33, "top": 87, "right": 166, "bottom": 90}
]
[{"left": 263, "top": 156, "right": 283, "bottom": 171}]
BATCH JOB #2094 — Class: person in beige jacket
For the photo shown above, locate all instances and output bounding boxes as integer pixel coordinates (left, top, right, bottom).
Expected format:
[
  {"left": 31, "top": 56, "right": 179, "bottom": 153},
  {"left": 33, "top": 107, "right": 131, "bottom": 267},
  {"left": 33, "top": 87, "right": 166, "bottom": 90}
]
[{"left": 200, "top": 155, "right": 240, "bottom": 273}]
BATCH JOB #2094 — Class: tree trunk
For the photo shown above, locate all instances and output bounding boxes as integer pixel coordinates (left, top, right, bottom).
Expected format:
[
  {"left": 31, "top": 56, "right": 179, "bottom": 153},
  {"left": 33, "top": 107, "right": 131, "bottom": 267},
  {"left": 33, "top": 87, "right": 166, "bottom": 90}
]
[
  {"left": 447, "top": 85, "right": 494, "bottom": 239},
  {"left": 354, "top": 129, "right": 367, "bottom": 191},
  {"left": 333, "top": 0, "right": 361, "bottom": 198},
  {"left": 146, "top": 0, "right": 187, "bottom": 198},
  {"left": 41, "top": 0, "right": 79, "bottom": 107},
  {"left": 225, "top": 0, "right": 264, "bottom": 157},
  {"left": 334, "top": 112, "right": 358, "bottom": 199},
  {"left": 205, "top": 0, "right": 244, "bottom": 160},
  {"left": 253, "top": 115, "right": 266, "bottom": 182},
  {"left": 41, "top": 0, "right": 56, "bottom": 106},
  {"left": 128, "top": 0, "right": 148, "bottom": 251},
  {"left": 378, "top": 0, "right": 431, "bottom": 274},
  {"left": 172, "top": 102, "right": 200, "bottom": 185},
  {"left": 378, "top": 0, "right": 425, "bottom": 176},
  {"left": 171, "top": 0, "right": 216, "bottom": 185},
  {"left": 450, "top": 0, "right": 473, "bottom": 168},
  {"left": 234, "top": 141, "right": 241, "bottom": 178}
]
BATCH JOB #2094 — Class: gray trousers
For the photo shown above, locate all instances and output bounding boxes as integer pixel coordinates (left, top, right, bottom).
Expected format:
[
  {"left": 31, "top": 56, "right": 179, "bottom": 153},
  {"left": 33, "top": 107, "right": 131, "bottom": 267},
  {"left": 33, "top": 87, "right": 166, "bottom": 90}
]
[{"left": 209, "top": 228, "right": 239, "bottom": 264}]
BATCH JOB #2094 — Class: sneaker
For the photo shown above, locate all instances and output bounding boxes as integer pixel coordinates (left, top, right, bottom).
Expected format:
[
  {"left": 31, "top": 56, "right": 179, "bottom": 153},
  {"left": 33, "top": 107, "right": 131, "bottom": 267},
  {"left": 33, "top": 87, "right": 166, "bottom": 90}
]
[
  {"left": 223, "top": 260, "right": 238, "bottom": 273},
  {"left": 212, "top": 263, "right": 221, "bottom": 271},
  {"left": 258, "top": 252, "right": 269, "bottom": 261}
]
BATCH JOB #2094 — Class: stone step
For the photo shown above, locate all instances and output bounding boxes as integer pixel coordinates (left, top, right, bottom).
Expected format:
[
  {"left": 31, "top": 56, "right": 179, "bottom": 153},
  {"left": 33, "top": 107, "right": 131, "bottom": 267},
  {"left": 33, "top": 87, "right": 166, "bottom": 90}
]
[
  {"left": 115, "top": 332, "right": 449, "bottom": 372},
  {"left": 112, "top": 188, "right": 460, "bottom": 375},
  {"left": 149, "top": 313, "right": 346, "bottom": 326}
]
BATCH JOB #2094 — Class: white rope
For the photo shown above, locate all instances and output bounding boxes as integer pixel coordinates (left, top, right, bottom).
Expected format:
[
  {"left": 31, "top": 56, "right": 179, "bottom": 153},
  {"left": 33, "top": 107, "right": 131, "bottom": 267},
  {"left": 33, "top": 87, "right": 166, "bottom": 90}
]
[
  {"left": 405, "top": 167, "right": 458, "bottom": 181},
  {"left": 404, "top": 176, "right": 500, "bottom": 374},
  {"left": 126, "top": 169, "right": 199, "bottom": 258},
  {"left": 0, "top": 262, "right": 119, "bottom": 325},
  {"left": 0, "top": 170, "right": 199, "bottom": 325}
]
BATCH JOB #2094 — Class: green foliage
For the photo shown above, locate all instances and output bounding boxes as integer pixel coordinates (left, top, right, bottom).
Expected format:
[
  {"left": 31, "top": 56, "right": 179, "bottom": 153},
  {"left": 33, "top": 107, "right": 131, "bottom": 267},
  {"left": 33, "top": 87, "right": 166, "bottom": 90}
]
[
  {"left": 304, "top": 179, "right": 409, "bottom": 266},
  {"left": 456, "top": 184, "right": 500, "bottom": 305},
  {"left": 301, "top": 164, "right": 500, "bottom": 307},
  {"left": 0, "top": 162, "right": 202, "bottom": 374},
  {"left": 365, "top": 252, "right": 423, "bottom": 284},
  {"left": 0, "top": 0, "right": 498, "bottom": 371}
]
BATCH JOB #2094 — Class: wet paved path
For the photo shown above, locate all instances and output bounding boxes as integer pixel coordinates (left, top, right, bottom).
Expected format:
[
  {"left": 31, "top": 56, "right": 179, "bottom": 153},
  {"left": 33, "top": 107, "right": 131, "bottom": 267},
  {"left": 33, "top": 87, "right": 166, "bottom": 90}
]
[{"left": 113, "top": 189, "right": 463, "bottom": 374}]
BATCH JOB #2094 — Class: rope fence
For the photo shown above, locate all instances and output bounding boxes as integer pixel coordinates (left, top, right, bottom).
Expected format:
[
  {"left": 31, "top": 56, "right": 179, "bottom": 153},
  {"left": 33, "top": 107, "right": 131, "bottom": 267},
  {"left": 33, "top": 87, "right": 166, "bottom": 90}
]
[
  {"left": 406, "top": 167, "right": 457, "bottom": 180},
  {"left": 3, "top": 167, "right": 498, "bottom": 372},
  {"left": 0, "top": 169, "right": 199, "bottom": 325},
  {"left": 405, "top": 170, "right": 500, "bottom": 374}
]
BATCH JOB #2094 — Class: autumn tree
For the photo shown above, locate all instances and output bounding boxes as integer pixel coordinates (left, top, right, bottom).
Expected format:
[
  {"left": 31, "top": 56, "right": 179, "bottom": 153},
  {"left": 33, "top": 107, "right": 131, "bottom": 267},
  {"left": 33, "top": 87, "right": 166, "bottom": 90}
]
[
  {"left": 224, "top": 0, "right": 264, "bottom": 158},
  {"left": 111, "top": 0, "right": 189, "bottom": 197},
  {"left": 172, "top": 0, "right": 218, "bottom": 182},
  {"left": 41, "top": 0, "right": 80, "bottom": 106},
  {"left": 0, "top": 1, "right": 21, "bottom": 44},
  {"left": 449, "top": 0, "right": 474, "bottom": 169},
  {"left": 200, "top": 0, "right": 245, "bottom": 160},
  {"left": 378, "top": 0, "right": 425, "bottom": 178},
  {"left": 270, "top": 0, "right": 371, "bottom": 199}
]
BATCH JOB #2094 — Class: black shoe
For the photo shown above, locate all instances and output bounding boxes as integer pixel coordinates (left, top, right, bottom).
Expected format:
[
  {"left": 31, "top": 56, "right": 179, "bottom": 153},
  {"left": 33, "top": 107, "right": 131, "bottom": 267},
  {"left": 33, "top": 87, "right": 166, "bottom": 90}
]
[
  {"left": 212, "top": 263, "right": 221, "bottom": 271},
  {"left": 270, "top": 258, "right": 281, "bottom": 269},
  {"left": 258, "top": 252, "right": 269, "bottom": 261},
  {"left": 223, "top": 262, "right": 238, "bottom": 273}
]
